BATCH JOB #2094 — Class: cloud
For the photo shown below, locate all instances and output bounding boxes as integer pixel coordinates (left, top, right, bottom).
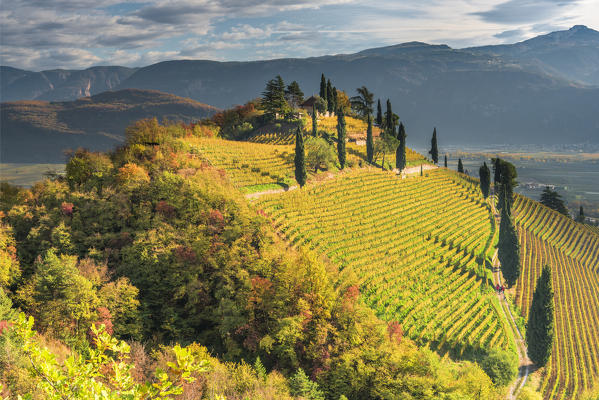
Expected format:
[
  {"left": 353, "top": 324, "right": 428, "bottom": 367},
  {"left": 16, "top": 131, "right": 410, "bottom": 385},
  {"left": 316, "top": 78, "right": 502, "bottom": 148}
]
[
  {"left": 494, "top": 28, "right": 525, "bottom": 39},
  {"left": 472, "top": 0, "right": 581, "bottom": 24},
  {"left": 0, "top": 0, "right": 597, "bottom": 70}
]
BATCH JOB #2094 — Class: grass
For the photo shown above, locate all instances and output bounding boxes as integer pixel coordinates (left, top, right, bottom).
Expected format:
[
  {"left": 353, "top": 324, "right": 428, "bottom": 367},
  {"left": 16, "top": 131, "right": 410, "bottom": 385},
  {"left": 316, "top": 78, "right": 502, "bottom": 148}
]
[{"left": 0, "top": 163, "right": 65, "bottom": 187}]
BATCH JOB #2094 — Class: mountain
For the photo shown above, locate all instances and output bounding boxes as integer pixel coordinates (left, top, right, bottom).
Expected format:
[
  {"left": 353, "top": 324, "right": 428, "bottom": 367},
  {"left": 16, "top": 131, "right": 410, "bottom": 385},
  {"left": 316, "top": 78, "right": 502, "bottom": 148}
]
[
  {"left": 0, "top": 66, "right": 136, "bottom": 102},
  {"left": 467, "top": 25, "right": 599, "bottom": 85},
  {"left": 0, "top": 89, "right": 218, "bottom": 163},
  {"left": 2, "top": 26, "right": 599, "bottom": 147}
]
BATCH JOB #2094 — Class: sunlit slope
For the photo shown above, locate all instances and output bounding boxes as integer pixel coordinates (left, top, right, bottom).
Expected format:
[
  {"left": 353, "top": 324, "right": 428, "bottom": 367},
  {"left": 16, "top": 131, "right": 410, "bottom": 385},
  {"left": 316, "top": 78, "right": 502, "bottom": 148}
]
[
  {"left": 256, "top": 168, "right": 513, "bottom": 356},
  {"left": 513, "top": 195, "right": 599, "bottom": 400},
  {"left": 191, "top": 137, "right": 297, "bottom": 189}
]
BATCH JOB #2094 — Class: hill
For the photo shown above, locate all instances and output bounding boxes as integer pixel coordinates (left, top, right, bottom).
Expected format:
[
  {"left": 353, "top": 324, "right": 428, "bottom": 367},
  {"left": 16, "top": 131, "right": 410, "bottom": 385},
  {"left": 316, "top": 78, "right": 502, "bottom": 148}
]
[
  {"left": 0, "top": 89, "right": 218, "bottom": 163},
  {"left": 3, "top": 26, "right": 599, "bottom": 147}
]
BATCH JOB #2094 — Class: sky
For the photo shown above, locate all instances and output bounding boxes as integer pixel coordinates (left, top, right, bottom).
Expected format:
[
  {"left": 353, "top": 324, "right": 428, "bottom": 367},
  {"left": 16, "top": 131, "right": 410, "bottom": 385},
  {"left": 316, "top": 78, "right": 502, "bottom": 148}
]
[{"left": 1, "top": 0, "right": 598, "bottom": 71}]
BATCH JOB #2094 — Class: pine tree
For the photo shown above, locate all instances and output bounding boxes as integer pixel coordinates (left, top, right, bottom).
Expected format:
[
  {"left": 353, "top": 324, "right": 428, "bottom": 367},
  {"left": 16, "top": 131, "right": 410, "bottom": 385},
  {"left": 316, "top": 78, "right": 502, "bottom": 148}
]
[
  {"left": 444, "top": 154, "right": 448, "bottom": 168},
  {"left": 312, "top": 104, "right": 318, "bottom": 136},
  {"left": 576, "top": 206, "right": 585, "bottom": 223},
  {"left": 285, "top": 81, "right": 304, "bottom": 108},
  {"left": 366, "top": 114, "right": 374, "bottom": 163},
  {"left": 479, "top": 162, "right": 491, "bottom": 199},
  {"left": 327, "top": 79, "right": 334, "bottom": 114},
  {"left": 498, "top": 201, "right": 521, "bottom": 287},
  {"left": 319, "top": 74, "right": 327, "bottom": 110},
  {"left": 539, "top": 186, "right": 569, "bottom": 217},
  {"left": 376, "top": 99, "right": 383, "bottom": 126},
  {"left": 457, "top": 158, "right": 464, "bottom": 173},
  {"left": 429, "top": 128, "right": 439, "bottom": 164},
  {"left": 396, "top": 122, "right": 406, "bottom": 171},
  {"left": 294, "top": 127, "right": 307, "bottom": 187},
  {"left": 337, "top": 109, "right": 346, "bottom": 169},
  {"left": 261, "top": 75, "right": 288, "bottom": 120},
  {"left": 526, "top": 265, "right": 554, "bottom": 367}
]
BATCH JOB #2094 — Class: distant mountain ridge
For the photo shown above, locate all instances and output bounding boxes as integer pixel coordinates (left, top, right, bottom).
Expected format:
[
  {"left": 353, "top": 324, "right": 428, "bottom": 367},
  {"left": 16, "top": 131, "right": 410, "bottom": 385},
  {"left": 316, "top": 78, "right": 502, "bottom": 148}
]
[
  {"left": 2, "top": 25, "right": 599, "bottom": 148},
  {"left": 467, "top": 25, "right": 599, "bottom": 85},
  {"left": 1, "top": 89, "right": 218, "bottom": 163}
]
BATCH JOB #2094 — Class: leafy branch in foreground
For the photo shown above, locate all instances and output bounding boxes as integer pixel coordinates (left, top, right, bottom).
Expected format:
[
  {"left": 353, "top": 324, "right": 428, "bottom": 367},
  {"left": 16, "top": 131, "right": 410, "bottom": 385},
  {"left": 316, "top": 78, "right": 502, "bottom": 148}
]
[{"left": 10, "top": 313, "right": 208, "bottom": 400}]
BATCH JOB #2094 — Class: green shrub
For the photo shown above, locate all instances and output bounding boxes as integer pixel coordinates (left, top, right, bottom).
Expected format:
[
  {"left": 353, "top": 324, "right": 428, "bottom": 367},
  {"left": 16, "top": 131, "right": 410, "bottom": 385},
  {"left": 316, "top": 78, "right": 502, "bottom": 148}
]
[{"left": 481, "top": 348, "right": 518, "bottom": 386}]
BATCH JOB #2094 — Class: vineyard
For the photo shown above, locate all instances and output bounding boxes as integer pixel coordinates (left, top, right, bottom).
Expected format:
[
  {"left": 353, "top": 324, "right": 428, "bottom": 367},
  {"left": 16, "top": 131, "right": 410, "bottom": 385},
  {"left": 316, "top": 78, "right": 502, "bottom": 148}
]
[
  {"left": 256, "top": 168, "right": 514, "bottom": 356},
  {"left": 513, "top": 195, "right": 599, "bottom": 400},
  {"left": 190, "top": 137, "right": 297, "bottom": 190}
]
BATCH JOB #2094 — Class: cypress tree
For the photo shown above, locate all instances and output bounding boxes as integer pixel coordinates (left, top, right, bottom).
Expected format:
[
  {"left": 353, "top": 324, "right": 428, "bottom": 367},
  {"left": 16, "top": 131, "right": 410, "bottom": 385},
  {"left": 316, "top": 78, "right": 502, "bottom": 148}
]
[
  {"left": 376, "top": 99, "right": 383, "bottom": 126},
  {"left": 526, "top": 265, "right": 554, "bottom": 367},
  {"left": 396, "top": 122, "right": 406, "bottom": 171},
  {"left": 429, "top": 128, "right": 439, "bottom": 164},
  {"left": 332, "top": 87, "right": 338, "bottom": 114},
  {"left": 496, "top": 159, "right": 517, "bottom": 211},
  {"left": 498, "top": 201, "right": 521, "bottom": 287},
  {"left": 312, "top": 104, "right": 318, "bottom": 136},
  {"left": 366, "top": 114, "right": 374, "bottom": 164},
  {"left": 420, "top": 165, "right": 423, "bottom": 176},
  {"left": 444, "top": 154, "right": 448, "bottom": 168},
  {"left": 327, "top": 79, "right": 334, "bottom": 114},
  {"left": 492, "top": 158, "right": 501, "bottom": 185},
  {"left": 337, "top": 109, "right": 346, "bottom": 169},
  {"left": 319, "top": 74, "right": 327, "bottom": 110},
  {"left": 576, "top": 206, "right": 585, "bottom": 223},
  {"left": 294, "top": 127, "right": 307, "bottom": 187},
  {"left": 479, "top": 162, "right": 491, "bottom": 199},
  {"left": 457, "top": 158, "right": 464, "bottom": 173},
  {"left": 385, "top": 99, "right": 393, "bottom": 134}
]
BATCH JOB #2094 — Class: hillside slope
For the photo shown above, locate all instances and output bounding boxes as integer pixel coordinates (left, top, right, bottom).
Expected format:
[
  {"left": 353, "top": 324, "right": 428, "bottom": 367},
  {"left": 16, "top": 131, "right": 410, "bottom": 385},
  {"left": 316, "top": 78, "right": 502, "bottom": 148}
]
[
  {"left": 255, "top": 168, "right": 513, "bottom": 358},
  {"left": 0, "top": 89, "right": 218, "bottom": 163},
  {"left": 512, "top": 195, "right": 599, "bottom": 400}
]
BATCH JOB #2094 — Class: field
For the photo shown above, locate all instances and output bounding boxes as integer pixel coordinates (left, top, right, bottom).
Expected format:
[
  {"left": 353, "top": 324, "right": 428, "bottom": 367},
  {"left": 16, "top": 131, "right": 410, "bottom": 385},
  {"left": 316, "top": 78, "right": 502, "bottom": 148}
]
[
  {"left": 256, "top": 168, "right": 514, "bottom": 357},
  {"left": 513, "top": 195, "right": 599, "bottom": 400},
  {"left": 0, "top": 163, "right": 65, "bottom": 187}
]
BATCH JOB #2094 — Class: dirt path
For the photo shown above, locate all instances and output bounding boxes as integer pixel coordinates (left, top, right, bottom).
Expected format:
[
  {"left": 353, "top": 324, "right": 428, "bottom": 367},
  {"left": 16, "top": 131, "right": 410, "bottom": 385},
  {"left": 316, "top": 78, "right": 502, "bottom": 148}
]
[
  {"left": 396, "top": 163, "right": 438, "bottom": 177},
  {"left": 490, "top": 199, "right": 533, "bottom": 400},
  {"left": 245, "top": 185, "right": 298, "bottom": 199}
]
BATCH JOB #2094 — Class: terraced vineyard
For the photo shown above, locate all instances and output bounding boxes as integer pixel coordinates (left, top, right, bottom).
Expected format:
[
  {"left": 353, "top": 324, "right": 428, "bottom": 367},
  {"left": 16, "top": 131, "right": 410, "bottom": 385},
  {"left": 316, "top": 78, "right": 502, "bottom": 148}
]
[
  {"left": 513, "top": 195, "right": 599, "bottom": 400},
  {"left": 191, "top": 137, "right": 297, "bottom": 190},
  {"left": 256, "top": 168, "right": 514, "bottom": 356}
]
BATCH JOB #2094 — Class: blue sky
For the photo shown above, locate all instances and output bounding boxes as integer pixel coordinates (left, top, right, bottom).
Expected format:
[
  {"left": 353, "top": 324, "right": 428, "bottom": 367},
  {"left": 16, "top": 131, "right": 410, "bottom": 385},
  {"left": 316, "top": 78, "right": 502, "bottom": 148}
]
[{"left": 1, "top": 0, "right": 598, "bottom": 70}]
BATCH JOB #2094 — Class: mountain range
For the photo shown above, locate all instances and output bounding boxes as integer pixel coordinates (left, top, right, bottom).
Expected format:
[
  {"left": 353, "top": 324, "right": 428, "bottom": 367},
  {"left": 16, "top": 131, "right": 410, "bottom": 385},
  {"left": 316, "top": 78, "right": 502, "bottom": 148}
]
[
  {"left": 1, "top": 25, "right": 599, "bottom": 160},
  {"left": 0, "top": 89, "right": 217, "bottom": 163}
]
